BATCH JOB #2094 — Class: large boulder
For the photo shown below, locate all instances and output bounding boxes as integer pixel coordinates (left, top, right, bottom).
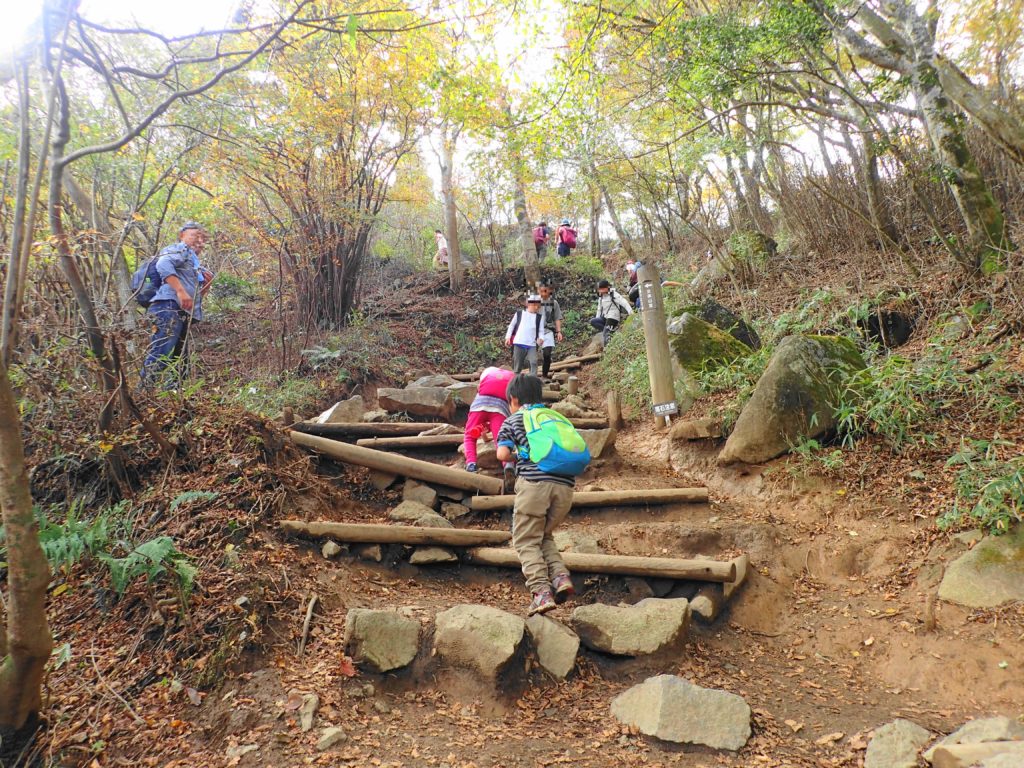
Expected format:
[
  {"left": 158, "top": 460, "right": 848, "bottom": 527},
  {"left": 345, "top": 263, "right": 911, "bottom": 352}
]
[
  {"left": 610, "top": 675, "right": 751, "bottom": 751},
  {"left": 315, "top": 395, "right": 365, "bottom": 424},
  {"left": 447, "top": 382, "right": 478, "bottom": 407},
  {"left": 408, "top": 374, "right": 457, "bottom": 388},
  {"left": 433, "top": 605, "right": 525, "bottom": 679},
  {"left": 525, "top": 615, "right": 579, "bottom": 680},
  {"left": 668, "top": 313, "right": 751, "bottom": 373},
  {"left": 938, "top": 528, "right": 1024, "bottom": 608},
  {"left": 718, "top": 334, "right": 866, "bottom": 465},
  {"left": 577, "top": 428, "right": 616, "bottom": 459},
  {"left": 570, "top": 598, "right": 690, "bottom": 656},
  {"left": 343, "top": 609, "right": 420, "bottom": 672},
  {"left": 695, "top": 299, "right": 761, "bottom": 350},
  {"left": 865, "top": 719, "right": 932, "bottom": 768},
  {"left": 377, "top": 387, "right": 456, "bottom": 421}
]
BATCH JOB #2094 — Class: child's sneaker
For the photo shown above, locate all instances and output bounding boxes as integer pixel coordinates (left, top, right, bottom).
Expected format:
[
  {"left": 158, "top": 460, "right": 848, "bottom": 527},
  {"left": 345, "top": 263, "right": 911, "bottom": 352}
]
[
  {"left": 552, "top": 574, "right": 575, "bottom": 603},
  {"left": 528, "top": 589, "right": 556, "bottom": 616},
  {"left": 465, "top": 462, "right": 478, "bottom": 473}
]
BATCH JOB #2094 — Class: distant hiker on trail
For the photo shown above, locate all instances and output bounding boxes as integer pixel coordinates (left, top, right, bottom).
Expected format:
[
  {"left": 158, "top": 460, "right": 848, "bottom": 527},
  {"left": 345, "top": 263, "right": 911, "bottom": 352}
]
[
  {"left": 433, "top": 229, "right": 450, "bottom": 269},
  {"left": 590, "top": 279, "right": 632, "bottom": 346},
  {"left": 627, "top": 258, "right": 641, "bottom": 308},
  {"left": 537, "top": 280, "right": 564, "bottom": 380},
  {"left": 532, "top": 221, "right": 550, "bottom": 259},
  {"left": 505, "top": 294, "right": 545, "bottom": 376},
  {"left": 142, "top": 222, "right": 213, "bottom": 388},
  {"left": 555, "top": 218, "right": 577, "bottom": 258},
  {"left": 463, "top": 366, "right": 515, "bottom": 473},
  {"left": 496, "top": 373, "right": 590, "bottom": 615}
]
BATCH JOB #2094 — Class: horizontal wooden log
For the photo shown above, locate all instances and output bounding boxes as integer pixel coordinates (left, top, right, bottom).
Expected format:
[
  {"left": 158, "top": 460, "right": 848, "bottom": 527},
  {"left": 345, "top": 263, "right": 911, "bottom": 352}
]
[
  {"left": 290, "top": 431, "right": 503, "bottom": 495},
  {"left": 467, "top": 487, "right": 709, "bottom": 512},
  {"left": 355, "top": 435, "right": 465, "bottom": 449},
  {"left": 550, "top": 353, "right": 601, "bottom": 372},
  {"left": 465, "top": 548, "right": 736, "bottom": 582},
  {"left": 450, "top": 372, "right": 481, "bottom": 382},
  {"left": 932, "top": 742, "right": 1024, "bottom": 768},
  {"left": 291, "top": 421, "right": 447, "bottom": 438},
  {"left": 281, "top": 520, "right": 511, "bottom": 546},
  {"left": 542, "top": 389, "right": 562, "bottom": 401},
  {"left": 568, "top": 417, "right": 609, "bottom": 429}
]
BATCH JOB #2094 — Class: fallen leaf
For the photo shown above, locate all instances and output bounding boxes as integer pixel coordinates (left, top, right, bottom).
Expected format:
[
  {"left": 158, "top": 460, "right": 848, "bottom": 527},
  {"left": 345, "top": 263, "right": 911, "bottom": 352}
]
[
  {"left": 784, "top": 719, "right": 804, "bottom": 733},
  {"left": 339, "top": 655, "right": 358, "bottom": 677},
  {"left": 815, "top": 732, "right": 844, "bottom": 745}
]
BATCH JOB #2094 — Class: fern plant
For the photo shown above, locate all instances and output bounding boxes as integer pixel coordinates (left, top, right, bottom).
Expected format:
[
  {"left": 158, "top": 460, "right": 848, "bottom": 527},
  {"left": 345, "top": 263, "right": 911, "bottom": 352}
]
[{"left": 99, "top": 536, "right": 198, "bottom": 597}]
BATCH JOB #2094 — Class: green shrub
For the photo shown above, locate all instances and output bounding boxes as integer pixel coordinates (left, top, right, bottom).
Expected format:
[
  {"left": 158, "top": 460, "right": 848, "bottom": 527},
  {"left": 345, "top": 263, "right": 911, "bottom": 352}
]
[{"left": 940, "top": 440, "right": 1023, "bottom": 534}]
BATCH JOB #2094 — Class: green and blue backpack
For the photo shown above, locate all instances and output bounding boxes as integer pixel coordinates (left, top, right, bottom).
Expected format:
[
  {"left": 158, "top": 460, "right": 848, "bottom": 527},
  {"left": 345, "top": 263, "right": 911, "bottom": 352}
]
[{"left": 520, "top": 405, "right": 592, "bottom": 476}]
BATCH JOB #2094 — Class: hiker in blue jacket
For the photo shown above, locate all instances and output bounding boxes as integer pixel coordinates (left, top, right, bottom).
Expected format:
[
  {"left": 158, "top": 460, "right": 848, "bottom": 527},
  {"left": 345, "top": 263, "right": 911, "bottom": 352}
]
[{"left": 141, "top": 222, "right": 213, "bottom": 387}]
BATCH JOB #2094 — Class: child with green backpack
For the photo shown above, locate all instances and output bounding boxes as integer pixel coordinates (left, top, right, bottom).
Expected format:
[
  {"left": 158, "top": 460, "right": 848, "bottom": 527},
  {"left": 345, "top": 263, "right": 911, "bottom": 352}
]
[{"left": 496, "top": 374, "right": 592, "bottom": 615}]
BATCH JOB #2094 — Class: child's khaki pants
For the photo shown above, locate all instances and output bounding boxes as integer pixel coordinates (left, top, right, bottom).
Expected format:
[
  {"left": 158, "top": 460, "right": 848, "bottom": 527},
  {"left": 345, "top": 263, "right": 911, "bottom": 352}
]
[{"left": 511, "top": 477, "right": 574, "bottom": 593}]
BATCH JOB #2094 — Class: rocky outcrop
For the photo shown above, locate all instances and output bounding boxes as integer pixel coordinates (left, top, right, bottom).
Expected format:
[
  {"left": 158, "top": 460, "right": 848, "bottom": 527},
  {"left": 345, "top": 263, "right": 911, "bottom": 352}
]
[
  {"left": 938, "top": 528, "right": 1024, "bottom": 608},
  {"left": 718, "top": 334, "right": 866, "bottom": 465},
  {"left": 570, "top": 598, "right": 690, "bottom": 656},
  {"left": 668, "top": 313, "right": 751, "bottom": 373},
  {"left": 433, "top": 605, "right": 525, "bottom": 679},
  {"left": 610, "top": 675, "right": 751, "bottom": 750},
  {"left": 343, "top": 609, "right": 420, "bottom": 672},
  {"left": 677, "top": 299, "right": 761, "bottom": 350},
  {"left": 377, "top": 387, "right": 456, "bottom": 421}
]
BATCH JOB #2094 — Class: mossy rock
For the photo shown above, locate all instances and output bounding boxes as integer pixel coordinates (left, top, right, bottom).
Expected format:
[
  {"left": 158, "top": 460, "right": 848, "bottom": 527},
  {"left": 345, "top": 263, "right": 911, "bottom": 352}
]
[
  {"left": 668, "top": 313, "right": 752, "bottom": 373},
  {"left": 718, "top": 334, "right": 866, "bottom": 465},
  {"left": 676, "top": 299, "right": 761, "bottom": 350}
]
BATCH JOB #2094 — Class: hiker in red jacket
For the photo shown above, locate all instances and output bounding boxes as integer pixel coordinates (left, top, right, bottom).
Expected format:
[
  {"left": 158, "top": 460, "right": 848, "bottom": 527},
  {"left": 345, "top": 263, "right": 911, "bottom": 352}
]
[
  {"left": 556, "top": 218, "right": 577, "bottom": 258},
  {"left": 532, "top": 221, "right": 550, "bottom": 259}
]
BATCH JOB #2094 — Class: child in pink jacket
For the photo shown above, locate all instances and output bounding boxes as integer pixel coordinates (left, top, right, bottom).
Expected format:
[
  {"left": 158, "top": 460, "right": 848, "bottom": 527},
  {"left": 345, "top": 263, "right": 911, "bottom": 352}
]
[{"left": 464, "top": 366, "right": 515, "bottom": 472}]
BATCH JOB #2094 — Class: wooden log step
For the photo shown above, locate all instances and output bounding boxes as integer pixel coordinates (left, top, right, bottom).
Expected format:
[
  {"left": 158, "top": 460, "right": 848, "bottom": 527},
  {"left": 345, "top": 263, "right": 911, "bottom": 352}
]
[
  {"left": 465, "top": 547, "right": 736, "bottom": 583},
  {"left": 291, "top": 422, "right": 447, "bottom": 438},
  {"left": 280, "top": 521, "right": 511, "bottom": 546},
  {"left": 290, "top": 431, "right": 503, "bottom": 495},
  {"left": 549, "top": 353, "right": 601, "bottom": 372},
  {"left": 355, "top": 435, "right": 465, "bottom": 449},
  {"left": 467, "top": 487, "right": 709, "bottom": 512}
]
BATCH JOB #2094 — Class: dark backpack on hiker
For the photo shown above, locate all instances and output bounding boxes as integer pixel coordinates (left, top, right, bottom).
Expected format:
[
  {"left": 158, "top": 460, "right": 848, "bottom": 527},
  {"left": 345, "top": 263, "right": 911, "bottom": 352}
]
[
  {"left": 533, "top": 226, "right": 546, "bottom": 245},
  {"left": 560, "top": 227, "right": 577, "bottom": 249},
  {"left": 511, "top": 309, "right": 542, "bottom": 341},
  {"left": 130, "top": 258, "right": 162, "bottom": 307}
]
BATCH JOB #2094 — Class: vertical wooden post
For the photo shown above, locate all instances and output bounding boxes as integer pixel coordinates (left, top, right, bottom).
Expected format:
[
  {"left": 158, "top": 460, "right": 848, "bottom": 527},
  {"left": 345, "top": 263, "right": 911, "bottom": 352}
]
[
  {"left": 282, "top": 407, "right": 295, "bottom": 427},
  {"left": 636, "top": 264, "right": 677, "bottom": 429},
  {"left": 567, "top": 376, "right": 579, "bottom": 395},
  {"left": 607, "top": 390, "right": 624, "bottom": 429}
]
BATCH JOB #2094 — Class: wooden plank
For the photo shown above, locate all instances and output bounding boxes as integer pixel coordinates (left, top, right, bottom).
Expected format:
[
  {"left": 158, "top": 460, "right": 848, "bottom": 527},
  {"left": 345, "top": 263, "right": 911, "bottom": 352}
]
[
  {"left": 291, "top": 421, "right": 447, "bottom": 439},
  {"left": 355, "top": 435, "right": 464, "bottom": 449},
  {"left": 280, "top": 520, "right": 511, "bottom": 546},
  {"left": 932, "top": 742, "right": 1024, "bottom": 768},
  {"left": 549, "top": 353, "right": 601, "bottom": 372},
  {"left": 290, "top": 431, "right": 504, "bottom": 495},
  {"left": 465, "top": 547, "right": 736, "bottom": 582},
  {"left": 467, "top": 487, "right": 709, "bottom": 512}
]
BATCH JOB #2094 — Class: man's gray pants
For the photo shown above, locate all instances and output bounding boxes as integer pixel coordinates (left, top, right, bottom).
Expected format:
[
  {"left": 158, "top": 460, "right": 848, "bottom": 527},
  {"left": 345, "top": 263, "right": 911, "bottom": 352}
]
[{"left": 512, "top": 345, "right": 538, "bottom": 376}]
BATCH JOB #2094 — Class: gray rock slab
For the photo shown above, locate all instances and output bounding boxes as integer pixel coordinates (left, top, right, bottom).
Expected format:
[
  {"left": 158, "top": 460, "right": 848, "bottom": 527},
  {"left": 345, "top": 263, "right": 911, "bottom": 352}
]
[
  {"left": 388, "top": 499, "right": 437, "bottom": 523},
  {"left": 441, "top": 502, "right": 472, "bottom": 521},
  {"left": 447, "top": 382, "right": 478, "bottom": 407},
  {"left": 611, "top": 674, "right": 751, "bottom": 751},
  {"left": 343, "top": 609, "right": 420, "bottom": 673},
  {"left": 924, "top": 716, "right": 1024, "bottom": 762},
  {"left": 409, "top": 546, "right": 458, "bottom": 564},
  {"left": 433, "top": 604, "right": 525, "bottom": 679},
  {"left": 316, "top": 395, "right": 364, "bottom": 424},
  {"left": 938, "top": 529, "right": 1024, "bottom": 608},
  {"left": 403, "top": 479, "right": 439, "bottom": 509},
  {"left": 378, "top": 387, "right": 455, "bottom": 421},
  {"left": 526, "top": 615, "right": 579, "bottom": 680},
  {"left": 571, "top": 598, "right": 690, "bottom": 656},
  {"left": 865, "top": 719, "right": 931, "bottom": 768},
  {"left": 317, "top": 726, "right": 347, "bottom": 751},
  {"left": 578, "top": 428, "right": 616, "bottom": 459},
  {"left": 361, "top": 409, "right": 390, "bottom": 422},
  {"left": 413, "top": 513, "right": 452, "bottom": 529}
]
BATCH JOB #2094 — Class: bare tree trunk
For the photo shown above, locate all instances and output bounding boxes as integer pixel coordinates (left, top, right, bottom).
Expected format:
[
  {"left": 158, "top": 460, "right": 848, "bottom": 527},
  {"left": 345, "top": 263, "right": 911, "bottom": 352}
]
[
  {"left": 0, "top": 360, "right": 53, "bottom": 733},
  {"left": 1, "top": 62, "right": 30, "bottom": 369},
  {"left": 511, "top": 167, "right": 538, "bottom": 288},
  {"left": 439, "top": 124, "right": 462, "bottom": 292},
  {"left": 860, "top": 130, "right": 901, "bottom": 248},
  {"left": 589, "top": 183, "right": 602, "bottom": 259},
  {"left": 590, "top": 162, "right": 636, "bottom": 261}
]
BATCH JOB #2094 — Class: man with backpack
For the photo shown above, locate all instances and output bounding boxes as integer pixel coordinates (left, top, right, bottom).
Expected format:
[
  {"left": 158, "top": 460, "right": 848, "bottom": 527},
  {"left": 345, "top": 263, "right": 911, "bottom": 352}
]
[
  {"left": 496, "top": 373, "right": 591, "bottom": 615},
  {"left": 140, "top": 222, "right": 212, "bottom": 388},
  {"left": 555, "top": 218, "right": 577, "bottom": 258},
  {"left": 532, "top": 221, "right": 549, "bottom": 259},
  {"left": 590, "top": 279, "right": 633, "bottom": 346},
  {"left": 504, "top": 294, "right": 545, "bottom": 376}
]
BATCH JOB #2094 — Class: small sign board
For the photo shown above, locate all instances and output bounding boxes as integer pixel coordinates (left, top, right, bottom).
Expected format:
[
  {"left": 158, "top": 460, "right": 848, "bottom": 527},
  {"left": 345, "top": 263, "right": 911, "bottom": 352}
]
[
  {"left": 652, "top": 401, "right": 678, "bottom": 416},
  {"left": 639, "top": 281, "right": 658, "bottom": 312}
]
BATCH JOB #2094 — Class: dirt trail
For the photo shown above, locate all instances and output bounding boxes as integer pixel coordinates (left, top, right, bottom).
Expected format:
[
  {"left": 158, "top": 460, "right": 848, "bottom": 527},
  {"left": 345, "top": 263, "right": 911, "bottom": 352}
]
[{"left": 176, "top": 372, "right": 1023, "bottom": 768}]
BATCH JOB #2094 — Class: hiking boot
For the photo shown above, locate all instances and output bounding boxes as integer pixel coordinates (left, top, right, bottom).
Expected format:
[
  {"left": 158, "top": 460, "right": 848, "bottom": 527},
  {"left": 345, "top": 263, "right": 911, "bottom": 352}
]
[
  {"left": 528, "top": 589, "right": 556, "bottom": 616},
  {"left": 552, "top": 574, "right": 575, "bottom": 603},
  {"left": 465, "top": 462, "right": 478, "bottom": 473}
]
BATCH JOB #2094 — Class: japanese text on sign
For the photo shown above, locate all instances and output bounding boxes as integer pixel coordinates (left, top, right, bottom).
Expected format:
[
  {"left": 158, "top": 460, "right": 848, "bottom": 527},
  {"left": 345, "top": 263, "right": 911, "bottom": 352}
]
[{"left": 652, "top": 401, "right": 678, "bottom": 416}]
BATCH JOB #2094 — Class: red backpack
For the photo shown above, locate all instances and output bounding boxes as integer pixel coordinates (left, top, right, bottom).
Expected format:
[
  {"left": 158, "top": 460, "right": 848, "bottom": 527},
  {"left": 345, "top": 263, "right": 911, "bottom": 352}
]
[
  {"left": 560, "top": 226, "right": 577, "bottom": 249},
  {"left": 533, "top": 226, "right": 546, "bottom": 245}
]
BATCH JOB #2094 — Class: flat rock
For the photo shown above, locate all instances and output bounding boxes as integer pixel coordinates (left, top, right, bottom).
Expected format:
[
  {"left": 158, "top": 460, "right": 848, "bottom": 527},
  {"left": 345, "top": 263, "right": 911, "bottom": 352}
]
[
  {"left": 624, "top": 577, "right": 654, "bottom": 602},
  {"left": 388, "top": 499, "right": 437, "bottom": 523},
  {"left": 378, "top": 387, "right": 456, "bottom": 421},
  {"left": 447, "top": 381, "right": 478, "bottom": 406},
  {"left": 408, "top": 374, "right": 458, "bottom": 388},
  {"left": 526, "top": 615, "right": 579, "bottom": 680},
  {"left": 669, "top": 417, "right": 723, "bottom": 441},
  {"left": 409, "top": 546, "right": 458, "bottom": 564},
  {"left": 578, "top": 428, "right": 616, "bottom": 459},
  {"left": 938, "top": 529, "right": 1024, "bottom": 608},
  {"left": 413, "top": 513, "right": 452, "bottom": 528},
  {"left": 315, "top": 395, "right": 364, "bottom": 424},
  {"left": 403, "top": 479, "right": 439, "bottom": 509},
  {"left": 550, "top": 395, "right": 603, "bottom": 420},
  {"left": 433, "top": 604, "right": 525, "bottom": 679},
  {"left": 865, "top": 719, "right": 931, "bottom": 768},
  {"left": 441, "top": 502, "right": 472, "bottom": 521},
  {"left": 571, "top": 598, "right": 690, "bottom": 656},
  {"left": 368, "top": 470, "right": 398, "bottom": 490},
  {"left": 317, "top": 726, "right": 347, "bottom": 751},
  {"left": 610, "top": 674, "right": 751, "bottom": 751},
  {"left": 924, "top": 717, "right": 1024, "bottom": 762},
  {"left": 343, "top": 609, "right": 420, "bottom": 672}
]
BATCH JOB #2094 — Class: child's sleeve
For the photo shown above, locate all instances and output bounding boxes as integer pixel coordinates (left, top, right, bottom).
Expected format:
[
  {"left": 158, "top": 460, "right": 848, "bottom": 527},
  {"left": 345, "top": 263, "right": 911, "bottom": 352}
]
[{"left": 496, "top": 418, "right": 517, "bottom": 452}]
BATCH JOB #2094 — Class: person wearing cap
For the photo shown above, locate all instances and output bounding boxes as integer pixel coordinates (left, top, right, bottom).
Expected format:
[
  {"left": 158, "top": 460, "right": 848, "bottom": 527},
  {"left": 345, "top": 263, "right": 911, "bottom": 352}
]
[
  {"left": 537, "top": 279, "right": 564, "bottom": 380},
  {"left": 142, "top": 222, "right": 213, "bottom": 387},
  {"left": 555, "top": 218, "right": 577, "bottom": 258},
  {"left": 504, "top": 294, "right": 546, "bottom": 376}
]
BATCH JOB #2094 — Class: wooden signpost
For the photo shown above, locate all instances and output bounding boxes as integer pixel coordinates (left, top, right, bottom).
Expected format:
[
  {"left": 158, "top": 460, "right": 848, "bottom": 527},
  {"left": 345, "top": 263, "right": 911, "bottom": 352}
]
[{"left": 636, "top": 263, "right": 677, "bottom": 428}]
